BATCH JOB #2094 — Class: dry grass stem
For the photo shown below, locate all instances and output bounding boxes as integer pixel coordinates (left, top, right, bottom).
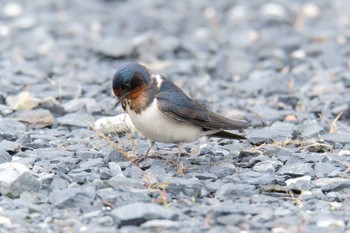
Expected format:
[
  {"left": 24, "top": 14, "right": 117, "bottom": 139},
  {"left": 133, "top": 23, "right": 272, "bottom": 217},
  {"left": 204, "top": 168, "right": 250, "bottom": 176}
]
[{"left": 329, "top": 111, "right": 344, "bottom": 134}]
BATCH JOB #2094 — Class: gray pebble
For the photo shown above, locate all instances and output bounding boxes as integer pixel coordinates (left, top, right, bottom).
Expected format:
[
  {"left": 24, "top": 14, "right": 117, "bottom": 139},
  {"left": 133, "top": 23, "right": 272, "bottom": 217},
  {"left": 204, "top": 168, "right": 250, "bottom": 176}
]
[
  {"left": 278, "top": 163, "right": 314, "bottom": 177},
  {"left": 322, "top": 134, "right": 350, "bottom": 144},
  {"left": 215, "top": 183, "right": 256, "bottom": 201},
  {"left": 166, "top": 177, "right": 203, "bottom": 198},
  {"left": 0, "top": 140, "right": 20, "bottom": 153},
  {"left": 49, "top": 186, "right": 96, "bottom": 208},
  {"left": 0, "top": 150, "right": 11, "bottom": 163},
  {"left": 0, "top": 118, "right": 26, "bottom": 141},
  {"left": 0, "top": 162, "right": 41, "bottom": 198},
  {"left": 253, "top": 160, "right": 283, "bottom": 173},
  {"left": 110, "top": 202, "right": 178, "bottom": 226}
]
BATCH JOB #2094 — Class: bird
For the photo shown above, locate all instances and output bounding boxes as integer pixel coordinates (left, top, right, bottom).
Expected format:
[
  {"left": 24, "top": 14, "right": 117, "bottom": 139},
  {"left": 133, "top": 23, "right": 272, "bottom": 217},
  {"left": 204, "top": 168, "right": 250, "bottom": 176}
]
[{"left": 112, "top": 62, "right": 250, "bottom": 161}]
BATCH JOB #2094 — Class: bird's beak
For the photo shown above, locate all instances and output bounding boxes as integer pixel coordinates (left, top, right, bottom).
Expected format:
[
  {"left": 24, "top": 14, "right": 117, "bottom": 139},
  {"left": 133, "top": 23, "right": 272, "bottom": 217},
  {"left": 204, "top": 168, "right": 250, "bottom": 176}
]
[{"left": 114, "top": 91, "right": 130, "bottom": 107}]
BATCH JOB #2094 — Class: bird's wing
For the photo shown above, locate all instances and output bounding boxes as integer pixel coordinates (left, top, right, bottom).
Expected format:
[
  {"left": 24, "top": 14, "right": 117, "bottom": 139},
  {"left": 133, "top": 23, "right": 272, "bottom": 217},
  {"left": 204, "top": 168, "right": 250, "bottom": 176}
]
[{"left": 156, "top": 79, "right": 250, "bottom": 130}]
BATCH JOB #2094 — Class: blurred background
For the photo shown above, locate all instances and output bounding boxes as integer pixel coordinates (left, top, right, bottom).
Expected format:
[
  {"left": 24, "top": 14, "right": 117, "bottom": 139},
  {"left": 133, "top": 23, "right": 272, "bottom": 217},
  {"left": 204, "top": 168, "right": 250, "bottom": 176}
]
[
  {"left": 1, "top": 2, "right": 350, "bottom": 232},
  {"left": 0, "top": 0, "right": 349, "bottom": 122}
]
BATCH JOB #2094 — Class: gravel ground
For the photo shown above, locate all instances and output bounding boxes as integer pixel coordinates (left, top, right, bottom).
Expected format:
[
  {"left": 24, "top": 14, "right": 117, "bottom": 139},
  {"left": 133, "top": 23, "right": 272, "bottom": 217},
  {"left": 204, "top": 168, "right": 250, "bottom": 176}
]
[{"left": 1, "top": 0, "right": 350, "bottom": 232}]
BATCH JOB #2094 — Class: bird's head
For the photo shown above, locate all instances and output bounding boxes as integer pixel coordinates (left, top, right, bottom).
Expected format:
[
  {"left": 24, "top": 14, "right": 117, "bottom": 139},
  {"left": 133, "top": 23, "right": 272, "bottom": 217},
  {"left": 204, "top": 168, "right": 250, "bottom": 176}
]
[{"left": 112, "top": 63, "right": 151, "bottom": 107}]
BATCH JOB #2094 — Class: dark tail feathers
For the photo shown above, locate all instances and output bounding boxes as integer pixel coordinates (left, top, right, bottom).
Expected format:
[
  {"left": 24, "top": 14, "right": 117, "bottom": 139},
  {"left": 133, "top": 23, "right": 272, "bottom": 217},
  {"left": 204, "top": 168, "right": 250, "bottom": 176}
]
[{"left": 208, "top": 130, "right": 246, "bottom": 140}]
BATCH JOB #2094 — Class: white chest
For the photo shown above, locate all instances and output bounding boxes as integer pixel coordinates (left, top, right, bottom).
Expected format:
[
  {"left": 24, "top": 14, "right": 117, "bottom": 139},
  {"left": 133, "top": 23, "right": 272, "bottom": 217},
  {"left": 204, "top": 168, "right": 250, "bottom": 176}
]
[{"left": 126, "top": 99, "right": 203, "bottom": 143}]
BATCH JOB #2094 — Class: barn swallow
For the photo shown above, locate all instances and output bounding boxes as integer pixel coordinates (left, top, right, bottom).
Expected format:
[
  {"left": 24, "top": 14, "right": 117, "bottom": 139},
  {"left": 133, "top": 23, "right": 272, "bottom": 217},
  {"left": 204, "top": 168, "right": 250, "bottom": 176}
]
[{"left": 112, "top": 62, "right": 250, "bottom": 161}]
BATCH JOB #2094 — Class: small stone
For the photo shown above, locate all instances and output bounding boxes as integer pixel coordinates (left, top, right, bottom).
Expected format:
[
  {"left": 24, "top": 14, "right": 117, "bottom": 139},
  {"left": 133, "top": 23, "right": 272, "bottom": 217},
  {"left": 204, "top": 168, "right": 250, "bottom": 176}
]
[
  {"left": 3, "top": 3, "right": 23, "bottom": 18},
  {"left": 0, "top": 140, "right": 20, "bottom": 153},
  {"left": 0, "top": 104, "right": 13, "bottom": 115},
  {"left": 326, "top": 191, "right": 346, "bottom": 202},
  {"left": 0, "top": 150, "right": 11, "bottom": 163},
  {"left": 239, "top": 170, "right": 285, "bottom": 185},
  {"left": 56, "top": 113, "right": 94, "bottom": 128},
  {"left": 317, "top": 217, "right": 345, "bottom": 228},
  {"left": 140, "top": 219, "right": 179, "bottom": 230},
  {"left": 51, "top": 176, "right": 69, "bottom": 190},
  {"left": 338, "top": 150, "right": 350, "bottom": 156},
  {"left": 260, "top": 3, "right": 289, "bottom": 21},
  {"left": 322, "top": 134, "right": 350, "bottom": 144},
  {"left": 285, "top": 176, "right": 313, "bottom": 191},
  {"left": 301, "top": 122, "right": 324, "bottom": 138},
  {"left": 79, "top": 158, "right": 103, "bottom": 169},
  {"left": 13, "top": 16, "right": 36, "bottom": 29},
  {"left": 95, "top": 114, "right": 136, "bottom": 134},
  {"left": 314, "top": 163, "right": 342, "bottom": 178},
  {"left": 108, "top": 176, "right": 144, "bottom": 190},
  {"left": 49, "top": 186, "right": 96, "bottom": 208},
  {"left": 312, "top": 178, "right": 350, "bottom": 192},
  {"left": 63, "top": 98, "right": 101, "bottom": 113},
  {"left": 0, "top": 216, "right": 11, "bottom": 226},
  {"left": 97, "top": 187, "right": 122, "bottom": 203},
  {"left": 108, "top": 162, "right": 124, "bottom": 176},
  {"left": 17, "top": 109, "right": 54, "bottom": 128},
  {"left": 0, "top": 118, "right": 26, "bottom": 140},
  {"left": 285, "top": 176, "right": 311, "bottom": 186},
  {"left": 278, "top": 96, "right": 299, "bottom": 109},
  {"left": 92, "top": 38, "right": 133, "bottom": 58},
  {"left": 213, "top": 202, "right": 268, "bottom": 216},
  {"left": 110, "top": 202, "right": 178, "bottom": 226},
  {"left": 246, "top": 122, "right": 297, "bottom": 144},
  {"left": 0, "top": 162, "right": 41, "bottom": 198},
  {"left": 215, "top": 183, "right": 256, "bottom": 201},
  {"left": 167, "top": 177, "right": 203, "bottom": 197},
  {"left": 291, "top": 49, "right": 306, "bottom": 59},
  {"left": 97, "top": 186, "right": 149, "bottom": 205},
  {"left": 278, "top": 163, "right": 313, "bottom": 177},
  {"left": 187, "top": 172, "right": 218, "bottom": 181},
  {"left": 6, "top": 91, "right": 41, "bottom": 110},
  {"left": 216, "top": 214, "right": 245, "bottom": 226},
  {"left": 284, "top": 114, "right": 298, "bottom": 122},
  {"left": 209, "top": 161, "right": 237, "bottom": 178},
  {"left": 302, "top": 3, "right": 320, "bottom": 18},
  {"left": 253, "top": 160, "right": 283, "bottom": 173},
  {"left": 69, "top": 170, "right": 100, "bottom": 184}
]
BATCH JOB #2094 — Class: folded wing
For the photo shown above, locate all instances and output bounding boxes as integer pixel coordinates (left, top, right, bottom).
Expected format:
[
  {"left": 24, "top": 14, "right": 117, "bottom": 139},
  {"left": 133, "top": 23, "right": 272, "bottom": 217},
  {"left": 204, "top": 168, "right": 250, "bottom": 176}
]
[{"left": 156, "top": 79, "right": 250, "bottom": 131}]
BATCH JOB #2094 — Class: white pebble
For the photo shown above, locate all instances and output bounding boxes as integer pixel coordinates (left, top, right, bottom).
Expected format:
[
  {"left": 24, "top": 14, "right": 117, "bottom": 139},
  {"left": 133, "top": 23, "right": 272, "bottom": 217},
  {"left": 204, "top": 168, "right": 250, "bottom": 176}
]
[
  {"left": 302, "top": 3, "right": 320, "bottom": 18},
  {"left": 3, "top": 3, "right": 23, "bottom": 18},
  {"left": 94, "top": 114, "right": 136, "bottom": 134}
]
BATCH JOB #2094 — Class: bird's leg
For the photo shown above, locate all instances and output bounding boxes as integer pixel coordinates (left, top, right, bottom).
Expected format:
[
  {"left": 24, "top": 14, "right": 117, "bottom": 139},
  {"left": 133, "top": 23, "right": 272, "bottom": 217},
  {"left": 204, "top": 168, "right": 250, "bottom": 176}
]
[
  {"left": 135, "top": 140, "right": 154, "bottom": 164},
  {"left": 145, "top": 140, "right": 155, "bottom": 157},
  {"left": 127, "top": 132, "right": 137, "bottom": 159},
  {"left": 177, "top": 142, "right": 185, "bottom": 161}
]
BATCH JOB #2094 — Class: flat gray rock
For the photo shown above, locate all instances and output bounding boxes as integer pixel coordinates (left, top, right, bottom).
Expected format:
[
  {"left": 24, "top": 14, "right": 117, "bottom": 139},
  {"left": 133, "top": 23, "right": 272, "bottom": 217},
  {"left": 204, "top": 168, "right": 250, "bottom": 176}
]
[
  {"left": 0, "top": 118, "right": 26, "bottom": 140},
  {"left": 246, "top": 121, "right": 297, "bottom": 144},
  {"left": 215, "top": 183, "right": 256, "bottom": 201},
  {"left": 49, "top": 186, "right": 96, "bottom": 208},
  {"left": 110, "top": 202, "right": 178, "bottom": 226},
  {"left": 56, "top": 113, "right": 94, "bottom": 128},
  {"left": 278, "top": 163, "right": 314, "bottom": 177},
  {"left": 167, "top": 177, "right": 203, "bottom": 197},
  {"left": 322, "top": 134, "right": 350, "bottom": 144},
  {"left": 92, "top": 38, "right": 133, "bottom": 58}
]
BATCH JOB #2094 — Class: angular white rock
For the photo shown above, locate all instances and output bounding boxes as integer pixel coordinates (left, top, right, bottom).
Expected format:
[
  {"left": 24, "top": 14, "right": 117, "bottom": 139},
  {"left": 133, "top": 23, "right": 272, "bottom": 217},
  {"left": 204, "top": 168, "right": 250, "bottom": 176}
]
[
  {"left": 0, "top": 162, "right": 41, "bottom": 198},
  {"left": 94, "top": 114, "right": 137, "bottom": 134}
]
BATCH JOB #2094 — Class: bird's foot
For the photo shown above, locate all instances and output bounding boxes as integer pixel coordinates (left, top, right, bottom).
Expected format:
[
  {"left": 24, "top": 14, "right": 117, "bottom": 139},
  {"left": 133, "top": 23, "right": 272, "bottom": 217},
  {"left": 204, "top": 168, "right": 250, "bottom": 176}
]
[
  {"left": 133, "top": 156, "right": 146, "bottom": 165},
  {"left": 176, "top": 152, "right": 191, "bottom": 162},
  {"left": 133, "top": 151, "right": 166, "bottom": 165}
]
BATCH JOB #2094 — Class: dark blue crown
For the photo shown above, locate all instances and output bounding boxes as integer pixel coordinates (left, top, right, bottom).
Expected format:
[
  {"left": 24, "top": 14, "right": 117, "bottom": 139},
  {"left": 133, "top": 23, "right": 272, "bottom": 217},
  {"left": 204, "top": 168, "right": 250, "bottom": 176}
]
[{"left": 112, "top": 63, "right": 150, "bottom": 90}]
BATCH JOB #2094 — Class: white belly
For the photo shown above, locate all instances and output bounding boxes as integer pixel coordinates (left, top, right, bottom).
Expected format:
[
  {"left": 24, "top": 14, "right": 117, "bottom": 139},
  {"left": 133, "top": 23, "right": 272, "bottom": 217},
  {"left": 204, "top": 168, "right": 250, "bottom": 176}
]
[{"left": 126, "top": 99, "right": 203, "bottom": 143}]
